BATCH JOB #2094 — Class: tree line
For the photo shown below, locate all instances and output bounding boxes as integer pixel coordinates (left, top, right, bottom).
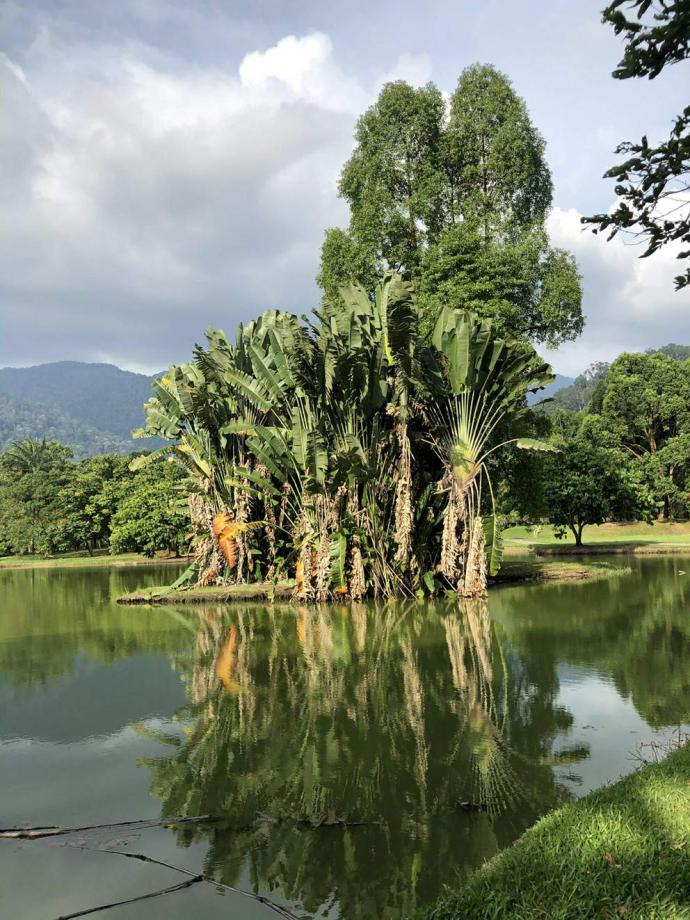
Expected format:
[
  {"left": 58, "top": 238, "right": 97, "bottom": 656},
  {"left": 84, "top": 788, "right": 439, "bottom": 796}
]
[
  {"left": 533, "top": 347, "right": 690, "bottom": 544},
  {"left": 0, "top": 439, "right": 190, "bottom": 558}
]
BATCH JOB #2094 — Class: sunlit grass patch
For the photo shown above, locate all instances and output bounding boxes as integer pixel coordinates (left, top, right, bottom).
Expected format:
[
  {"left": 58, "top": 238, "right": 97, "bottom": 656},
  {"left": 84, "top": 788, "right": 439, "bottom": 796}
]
[
  {"left": 504, "top": 521, "right": 690, "bottom": 552},
  {"left": 419, "top": 742, "right": 690, "bottom": 920}
]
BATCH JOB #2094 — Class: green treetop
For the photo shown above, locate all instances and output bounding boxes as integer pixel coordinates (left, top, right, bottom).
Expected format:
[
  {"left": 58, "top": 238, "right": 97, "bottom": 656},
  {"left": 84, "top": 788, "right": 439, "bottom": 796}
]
[
  {"left": 600, "top": 352, "right": 690, "bottom": 454},
  {"left": 319, "top": 64, "right": 583, "bottom": 347},
  {"left": 0, "top": 439, "right": 73, "bottom": 555}
]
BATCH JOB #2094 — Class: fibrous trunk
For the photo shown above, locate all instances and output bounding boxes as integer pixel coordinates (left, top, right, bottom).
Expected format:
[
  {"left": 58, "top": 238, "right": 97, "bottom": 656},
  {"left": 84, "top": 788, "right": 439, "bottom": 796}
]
[
  {"left": 233, "top": 463, "right": 251, "bottom": 583},
  {"left": 394, "top": 424, "right": 414, "bottom": 567},
  {"left": 295, "top": 503, "right": 315, "bottom": 602},
  {"left": 189, "top": 492, "right": 224, "bottom": 586},
  {"left": 462, "top": 516, "right": 487, "bottom": 597}
]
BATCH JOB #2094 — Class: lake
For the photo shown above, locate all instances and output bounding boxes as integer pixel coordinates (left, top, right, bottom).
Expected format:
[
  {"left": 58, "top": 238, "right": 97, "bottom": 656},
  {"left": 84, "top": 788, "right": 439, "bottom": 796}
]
[{"left": 1, "top": 557, "right": 689, "bottom": 918}]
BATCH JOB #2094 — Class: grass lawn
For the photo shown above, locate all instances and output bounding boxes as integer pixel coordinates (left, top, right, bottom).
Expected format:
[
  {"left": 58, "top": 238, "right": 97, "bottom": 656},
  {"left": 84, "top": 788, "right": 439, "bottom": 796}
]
[
  {"left": 0, "top": 551, "right": 188, "bottom": 570},
  {"left": 493, "top": 559, "right": 628, "bottom": 584},
  {"left": 420, "top": 742, "right": 690, "bottom": 920},
  {"left": 504, "top": 521, "right": 690, "bottom": 554}
]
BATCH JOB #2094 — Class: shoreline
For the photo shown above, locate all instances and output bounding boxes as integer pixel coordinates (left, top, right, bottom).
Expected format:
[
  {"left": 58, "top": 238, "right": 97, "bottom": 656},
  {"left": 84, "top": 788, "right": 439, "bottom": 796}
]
[
  {"left": 0, "top": 554, "right": 190, "bottom": 571},
  {"left": 419, "top": 742, "right": 690, "bottom": 920},
  {"left": 117, "top": 581, "right": 295, "bottom": 604},
  {"left": 117, "top": 560, "right": 626, "bottom": 605},
  {"left": 533, "top": 542, "right": 690, "bottom": 556}
]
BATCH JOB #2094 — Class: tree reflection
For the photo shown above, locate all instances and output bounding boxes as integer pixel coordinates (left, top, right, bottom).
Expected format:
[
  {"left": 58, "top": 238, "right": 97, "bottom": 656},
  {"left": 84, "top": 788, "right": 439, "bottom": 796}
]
[
  {"left": 0, "top": 567, "right": 191, "bottom": 687},
  {"left": 492, "top": 556, "right": 690, "bottom": 728},
  {"left": 139, "top": 599, "right": 577, "bottom": 918}
]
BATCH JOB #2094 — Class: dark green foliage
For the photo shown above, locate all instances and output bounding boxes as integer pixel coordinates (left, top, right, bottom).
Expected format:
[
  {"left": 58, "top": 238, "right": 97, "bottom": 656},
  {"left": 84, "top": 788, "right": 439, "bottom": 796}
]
[
  {"left": 0, "top": 362, "right": 165, "bottom": 455},
  {"left": 319, "top": 65, "right": 583, "bottom": 347},
  {"left": 417, "top": 225, "right": 582, "bottom": 344},
  {"left": 0, "top": 440, "right": 73, "bottom": 555},
  {"left": 603, "top": 0, "right": 690, "bottom": 80},
  {"left": 584, "top": 0, "right": 690, "bottom": 289},
  {"left": 0, "top": 438, "right": 190, "bottom": 558},
  {"left": 601, "top": 352, "right": 690, "bottom": 454},
  {"left": 533, "top": 348, "right": 690, "bottom": 531},
  {"left": 542, "top": 436, "right": 656, "bottom": 544},
  {"left": 110, "top": 462, "right": 189, "bottom": 557},
  {"left": 51, "top": 455, "right": 134, "bottom": 554}
]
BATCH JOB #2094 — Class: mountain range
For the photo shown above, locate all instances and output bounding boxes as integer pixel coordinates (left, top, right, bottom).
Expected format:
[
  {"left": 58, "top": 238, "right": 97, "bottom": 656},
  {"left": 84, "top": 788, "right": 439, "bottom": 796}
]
[
  {"left": 1, "top": 347, "right": 687, "bottom": 457},
  {"left": 0, "top": 362, "right": 162, "bottom": 457}
]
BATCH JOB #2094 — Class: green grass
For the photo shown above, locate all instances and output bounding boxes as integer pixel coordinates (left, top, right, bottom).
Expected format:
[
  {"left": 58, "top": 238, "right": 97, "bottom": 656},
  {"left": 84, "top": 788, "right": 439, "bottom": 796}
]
[
  {"left": 505, "top": 521, "right": 690, "bottom": 554},
  {"left": 420, "top": 743, "right": 690, "bottom": 920},
  {"left": 0, "top": 551, "right": 188, "bottom": 570},
  {"left": 117, "top": 580, "right": 295, "bottom": 604},
  {"left": 492, "top": 559, "right": 628, "bottom": 584}
]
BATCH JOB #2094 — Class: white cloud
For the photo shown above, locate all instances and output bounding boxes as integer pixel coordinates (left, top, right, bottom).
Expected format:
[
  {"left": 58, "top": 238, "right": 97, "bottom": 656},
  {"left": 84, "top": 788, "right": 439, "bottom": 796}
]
[
  {"left": 379, "top": 52, "right": 433, "bottom": 87},
  {"left": 1, "top": 13, "right": 688, "bottom": 378},
  {"left": 544, "top": 207, "right": 690, "bottom": 376},
  {"left": 0, "top": 30, "right": 423, "bottom": 368}
]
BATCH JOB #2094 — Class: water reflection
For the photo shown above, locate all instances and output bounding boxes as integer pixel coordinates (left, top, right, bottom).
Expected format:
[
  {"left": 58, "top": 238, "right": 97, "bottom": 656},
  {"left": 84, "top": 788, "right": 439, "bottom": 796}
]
[
  {"left": 139, "top": 598, "right": 577, "bottom": 918},
  {"left": 3, "top": 559, "right": 690, "bottom": 918},
  {"left": 491, "top": 556, "right": 690, "bottom": 727}
]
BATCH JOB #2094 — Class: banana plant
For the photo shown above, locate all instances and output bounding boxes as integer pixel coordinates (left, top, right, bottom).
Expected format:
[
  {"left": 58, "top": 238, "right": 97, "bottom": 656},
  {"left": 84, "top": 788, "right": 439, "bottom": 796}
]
[
  {"left": 136, "top": 273, "right": 555, "bottom": 598},
  {"left": 430, "top": 308, "right": 556, "bottom": 594}
]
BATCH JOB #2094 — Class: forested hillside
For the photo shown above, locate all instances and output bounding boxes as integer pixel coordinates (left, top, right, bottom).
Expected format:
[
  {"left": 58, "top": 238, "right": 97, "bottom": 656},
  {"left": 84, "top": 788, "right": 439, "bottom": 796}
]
[
  {"left": 0, "top": 393, "right": 136, "bottom": 458},
  {"left": 0, "top": 362, "right": 163, "bottom": 456}
]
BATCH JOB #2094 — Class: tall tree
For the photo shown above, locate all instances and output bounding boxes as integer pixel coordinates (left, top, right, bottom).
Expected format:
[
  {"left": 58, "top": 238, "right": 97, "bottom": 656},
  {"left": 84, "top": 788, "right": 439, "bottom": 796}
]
[
  {"left": 595, "top": 351, "right": 690, "bottom": 517},
  {"left": 109, "top": 460, "right": 190, "bottom": 557},
  {"left": 52, "top": 455, "right": 133, "bottom": 554},
  {"left": 319, "top": 65, "right": 583, "bottom": 346},
  {"left": 600, "top": 352, "right": 690, "bottom": 454},
  {"left": 584, "top": 0, "right": 690, "bottom": 289}
]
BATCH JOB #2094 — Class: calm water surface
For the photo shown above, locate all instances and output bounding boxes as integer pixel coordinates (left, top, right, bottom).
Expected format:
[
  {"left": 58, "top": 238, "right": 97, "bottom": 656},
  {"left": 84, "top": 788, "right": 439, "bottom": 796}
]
[{"left": 1, "top": 557, "right": 689, "bottom": 918}]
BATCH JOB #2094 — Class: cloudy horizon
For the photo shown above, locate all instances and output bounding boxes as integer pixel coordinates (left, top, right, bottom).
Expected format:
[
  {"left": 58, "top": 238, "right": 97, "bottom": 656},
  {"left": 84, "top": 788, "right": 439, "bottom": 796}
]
[{"left": 1, "top": 0, "right": 688, "bottom": 378}]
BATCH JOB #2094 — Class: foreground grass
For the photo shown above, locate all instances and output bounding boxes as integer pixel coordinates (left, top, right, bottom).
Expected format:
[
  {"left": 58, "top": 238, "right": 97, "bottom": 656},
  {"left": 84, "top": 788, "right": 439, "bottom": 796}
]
[
  {"left": 0, "top": 551, "right": 188, "bottom": 570},
  {"left": 420, "top": 743, "right": 690, "bottom": 920},
  {"left": 505, "top": 521, "right": 690, "bottom": 554}
]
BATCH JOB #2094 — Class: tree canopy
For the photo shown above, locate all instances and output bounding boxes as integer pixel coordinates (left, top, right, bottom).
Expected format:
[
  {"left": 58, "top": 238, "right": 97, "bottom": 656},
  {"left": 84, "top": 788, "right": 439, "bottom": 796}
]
[
  {"left": 0, "top": 439, "right": 190, "bottom": 558},
  {"left": 542, "top": 435, "right": 655, "bottom": 544},
  {"left": 319, "top": 65, "right": 583, "bottom": 347},
  {"left": 584, "top": 0, "right": 690, "bottom": 289}
]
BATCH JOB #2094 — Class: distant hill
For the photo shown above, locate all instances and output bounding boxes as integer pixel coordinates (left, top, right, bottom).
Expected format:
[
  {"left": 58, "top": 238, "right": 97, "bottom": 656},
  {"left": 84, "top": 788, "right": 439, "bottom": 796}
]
[
  {"left": 0, "top": 392, "right": 138, "bottom": 458},
  {"left": 540, "top": 363, "right": 610, "bottom": 413},
  {"left": 647, "top": 343, "right": 690, "bottom": 361},
  {"left": 540, "top": 344, "right": 690, "bottom": 415},
  {"left": 527, "top": 374, "right": 574, "bottom": 406},
  {"left": 0, "top": 361, "right": 163, "bottom": 457}
]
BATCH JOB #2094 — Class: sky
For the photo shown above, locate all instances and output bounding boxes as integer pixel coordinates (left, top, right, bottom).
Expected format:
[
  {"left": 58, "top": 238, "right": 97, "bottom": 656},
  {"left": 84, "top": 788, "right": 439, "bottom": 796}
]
[{"left": 1, "top": 0, "right": 688, "bottom": 377}]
